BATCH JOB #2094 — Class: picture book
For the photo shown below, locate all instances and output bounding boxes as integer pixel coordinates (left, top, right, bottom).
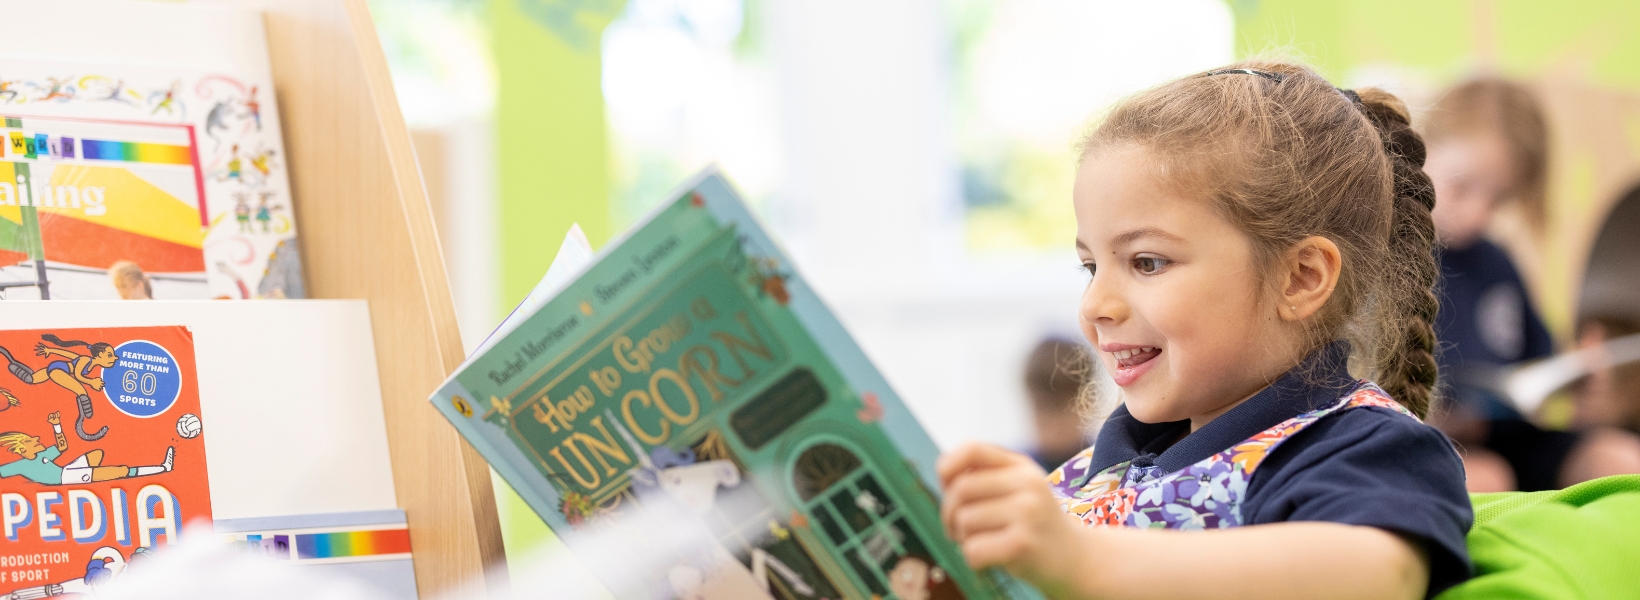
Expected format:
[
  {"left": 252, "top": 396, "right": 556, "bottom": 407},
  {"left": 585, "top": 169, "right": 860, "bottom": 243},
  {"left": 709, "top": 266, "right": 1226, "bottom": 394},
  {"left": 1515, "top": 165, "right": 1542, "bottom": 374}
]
[
  {"left": 431, "top": 170, "right": 1037, "bottom": 600},
  {"left": 0, "top": 115, "right": 209, "bottom": 300},
  {"left": 0, "top": 0, "right": 305, "bottom": 300},
  {"left": 0, "top": 326, "right": 210, "bottom": 597},
  {"left": 0, "top": 301, "right": 411, "bottom": 593},
  {"left": 0, "top": 301, "right": 399, "bottom": 523}
]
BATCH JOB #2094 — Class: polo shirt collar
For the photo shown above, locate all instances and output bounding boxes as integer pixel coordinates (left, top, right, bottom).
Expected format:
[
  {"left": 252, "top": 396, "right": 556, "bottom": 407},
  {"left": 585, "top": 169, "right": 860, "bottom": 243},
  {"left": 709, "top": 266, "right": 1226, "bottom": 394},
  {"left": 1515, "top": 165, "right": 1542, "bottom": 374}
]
[{"left": 1089, "top": 340, "right": 1357, "bottom": 474}]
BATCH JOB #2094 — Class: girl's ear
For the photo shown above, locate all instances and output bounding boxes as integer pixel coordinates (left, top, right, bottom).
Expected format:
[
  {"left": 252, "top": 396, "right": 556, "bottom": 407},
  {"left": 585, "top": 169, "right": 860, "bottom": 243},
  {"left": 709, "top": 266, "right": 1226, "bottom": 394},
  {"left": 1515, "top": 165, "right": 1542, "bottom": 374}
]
[{"left": 1279, "top": 236, "right": 1342, "bottom": 322}]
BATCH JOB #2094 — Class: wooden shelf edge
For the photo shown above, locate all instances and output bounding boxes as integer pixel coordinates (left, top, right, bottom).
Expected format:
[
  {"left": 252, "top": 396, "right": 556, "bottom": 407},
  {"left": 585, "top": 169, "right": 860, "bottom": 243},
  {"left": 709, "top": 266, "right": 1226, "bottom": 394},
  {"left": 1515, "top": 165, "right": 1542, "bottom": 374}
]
[{"left": 235, "top": 0, "right": 508, "bottom": 596}]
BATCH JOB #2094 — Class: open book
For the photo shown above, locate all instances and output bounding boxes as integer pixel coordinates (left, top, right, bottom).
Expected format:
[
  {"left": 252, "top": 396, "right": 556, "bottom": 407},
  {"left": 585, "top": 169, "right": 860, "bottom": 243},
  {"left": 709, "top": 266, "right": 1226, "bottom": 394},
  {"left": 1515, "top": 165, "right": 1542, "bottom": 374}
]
[{"left": 429, "top": 169, "right": 1036, "bottom": 599}]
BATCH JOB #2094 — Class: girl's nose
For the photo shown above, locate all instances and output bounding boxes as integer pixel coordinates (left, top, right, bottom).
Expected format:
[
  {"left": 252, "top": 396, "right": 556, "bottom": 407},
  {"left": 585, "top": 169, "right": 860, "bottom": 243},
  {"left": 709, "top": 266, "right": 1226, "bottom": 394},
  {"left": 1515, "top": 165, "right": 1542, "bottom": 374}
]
[{"left": 1079, "top": 271, "right": 1130, "bottom": 326}]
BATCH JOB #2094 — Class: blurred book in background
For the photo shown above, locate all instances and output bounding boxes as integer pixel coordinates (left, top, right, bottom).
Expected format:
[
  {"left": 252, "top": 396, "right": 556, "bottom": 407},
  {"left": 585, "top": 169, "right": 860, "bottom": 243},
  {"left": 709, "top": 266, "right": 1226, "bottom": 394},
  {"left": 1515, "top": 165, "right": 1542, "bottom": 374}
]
[
  {"left": 0, "top": 0, "right": 304, "bottom": 300},
  {"left": 0, "top": 116, "right": 210, "bottom": 300}
]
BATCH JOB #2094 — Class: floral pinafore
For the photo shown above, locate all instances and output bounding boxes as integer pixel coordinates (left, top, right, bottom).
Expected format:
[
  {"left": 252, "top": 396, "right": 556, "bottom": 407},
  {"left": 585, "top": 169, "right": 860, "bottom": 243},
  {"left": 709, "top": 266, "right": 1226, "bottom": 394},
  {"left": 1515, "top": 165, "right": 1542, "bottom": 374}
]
[{"left": 1047, "top": 382, "right": 1419, "bottom": 530}]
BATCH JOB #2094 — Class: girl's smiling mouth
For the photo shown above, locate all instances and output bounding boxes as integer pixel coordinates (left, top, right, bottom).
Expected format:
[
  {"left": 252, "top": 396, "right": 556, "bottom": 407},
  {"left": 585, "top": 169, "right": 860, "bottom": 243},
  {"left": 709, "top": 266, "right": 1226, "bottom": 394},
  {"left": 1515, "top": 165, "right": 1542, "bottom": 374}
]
[{"left": 1103, "top": 344, "right": 1161, "bottom": 386}]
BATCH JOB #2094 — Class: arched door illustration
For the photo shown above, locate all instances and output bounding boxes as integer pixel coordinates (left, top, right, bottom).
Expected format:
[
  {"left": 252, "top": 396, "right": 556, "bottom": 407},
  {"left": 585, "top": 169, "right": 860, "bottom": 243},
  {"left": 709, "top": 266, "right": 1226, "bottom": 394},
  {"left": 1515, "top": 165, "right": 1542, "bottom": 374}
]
[{"left": 791, "top": 441, "right": 963, "bottom": 599}]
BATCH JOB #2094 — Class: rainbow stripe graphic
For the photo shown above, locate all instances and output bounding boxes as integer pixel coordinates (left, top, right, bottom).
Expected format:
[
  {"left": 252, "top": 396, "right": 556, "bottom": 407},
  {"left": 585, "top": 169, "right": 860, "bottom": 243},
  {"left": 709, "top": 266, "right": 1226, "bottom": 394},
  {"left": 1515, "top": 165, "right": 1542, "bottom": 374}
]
[
  {"left": 293, "top": 528, "right": 412, "bottom": 560},
  {"left": 79, "top": 139, "right": 193, "bottom": 165}
]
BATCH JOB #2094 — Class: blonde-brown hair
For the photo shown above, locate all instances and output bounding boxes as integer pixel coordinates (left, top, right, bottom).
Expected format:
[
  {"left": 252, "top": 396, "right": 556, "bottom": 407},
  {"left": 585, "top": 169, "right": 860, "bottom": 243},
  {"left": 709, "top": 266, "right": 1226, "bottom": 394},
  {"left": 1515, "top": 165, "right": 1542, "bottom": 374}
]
[
  {"left": 0, "top": 432, "right": 34, "bottom": 454},
  {"left": 1424, "top": 77, "right": 1549, "bottom": 229},
  {"left": 109, "top": 260, "right": 152, "bottom": 300},
  {"left": 1080, "top": 61, "right": 1440, "bottom": 418}
]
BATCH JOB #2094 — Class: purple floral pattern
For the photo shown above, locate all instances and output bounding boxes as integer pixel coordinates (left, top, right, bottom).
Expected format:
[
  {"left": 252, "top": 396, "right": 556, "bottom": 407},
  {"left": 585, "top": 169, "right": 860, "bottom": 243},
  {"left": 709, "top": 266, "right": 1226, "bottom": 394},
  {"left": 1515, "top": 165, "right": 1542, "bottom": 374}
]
[{"left": 1048, "top": 382, "right": 1418, "bottom": 529}]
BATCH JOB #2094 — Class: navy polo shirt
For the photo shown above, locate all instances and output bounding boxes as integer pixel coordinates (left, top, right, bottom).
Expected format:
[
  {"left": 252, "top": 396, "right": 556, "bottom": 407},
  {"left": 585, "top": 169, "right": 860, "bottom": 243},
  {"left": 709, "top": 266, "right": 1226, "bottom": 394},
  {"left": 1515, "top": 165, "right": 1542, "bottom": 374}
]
[
  {"left": 1436, "top": 237, "right": 1548, "bottom": 416},
  {"left": 1435, "top": 240, "right": 1554, "bottom": 392},
  {"left": 1089, "top": 342, "right": 1473, "bottom": 597}
]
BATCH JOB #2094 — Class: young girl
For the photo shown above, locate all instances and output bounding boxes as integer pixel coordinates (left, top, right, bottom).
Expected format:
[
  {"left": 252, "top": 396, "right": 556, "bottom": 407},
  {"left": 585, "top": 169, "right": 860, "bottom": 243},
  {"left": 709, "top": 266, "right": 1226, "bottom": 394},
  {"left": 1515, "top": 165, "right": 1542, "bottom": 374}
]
[{"left": 938, "top": 62, "right": 1472, "bottom": 599}]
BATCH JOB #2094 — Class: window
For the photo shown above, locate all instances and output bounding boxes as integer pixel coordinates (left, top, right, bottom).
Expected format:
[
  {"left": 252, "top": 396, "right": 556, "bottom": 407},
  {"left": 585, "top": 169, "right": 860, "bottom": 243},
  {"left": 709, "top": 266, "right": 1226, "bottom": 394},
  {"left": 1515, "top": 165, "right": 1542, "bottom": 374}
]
[
  {"left": 950, "top": 0, "right": 1234, "bottom": 251},
  {"left": 793, "top": 442, "right": 937, "bottom": 596}
]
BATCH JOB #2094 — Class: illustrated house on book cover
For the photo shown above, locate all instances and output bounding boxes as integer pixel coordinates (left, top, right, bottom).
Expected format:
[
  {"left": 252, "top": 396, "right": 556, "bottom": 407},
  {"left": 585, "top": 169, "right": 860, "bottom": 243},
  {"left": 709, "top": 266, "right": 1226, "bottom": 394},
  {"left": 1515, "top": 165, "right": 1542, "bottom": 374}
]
[{"left": 432, "top": 171, "right": 1037, "bottom": 600}]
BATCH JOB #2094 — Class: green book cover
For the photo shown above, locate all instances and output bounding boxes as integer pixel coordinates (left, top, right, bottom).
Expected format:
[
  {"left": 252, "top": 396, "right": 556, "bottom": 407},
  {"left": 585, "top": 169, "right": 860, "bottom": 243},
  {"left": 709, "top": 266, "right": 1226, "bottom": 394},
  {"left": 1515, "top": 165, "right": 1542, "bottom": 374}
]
[{"left": 430, "top": 169, "right": 1037, "bottom": 600}]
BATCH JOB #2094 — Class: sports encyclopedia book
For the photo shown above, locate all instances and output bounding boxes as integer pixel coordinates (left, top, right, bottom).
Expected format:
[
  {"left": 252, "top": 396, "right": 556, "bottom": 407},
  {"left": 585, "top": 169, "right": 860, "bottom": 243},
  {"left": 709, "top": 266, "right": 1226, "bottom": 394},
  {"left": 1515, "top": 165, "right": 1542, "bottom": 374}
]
[
  {"left": 430, "top": 170, "right": 1037, "bottom": 600},
  {"left": 0, "top": 325, "right": 209, "bottom": 597}
]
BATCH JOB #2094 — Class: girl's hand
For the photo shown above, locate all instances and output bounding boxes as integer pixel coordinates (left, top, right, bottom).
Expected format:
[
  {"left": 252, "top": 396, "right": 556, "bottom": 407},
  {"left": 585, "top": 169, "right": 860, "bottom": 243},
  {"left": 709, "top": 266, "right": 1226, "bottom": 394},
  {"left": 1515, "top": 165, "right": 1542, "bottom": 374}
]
[
  {"left": 937, "top": 443, "right": 1093, "bottom": 589},
  {"left": 34, "top": 342, "right": 47, "bottom": 357},
  {"left": 88, "top": 377, "right": 104, "bottom": 391}
]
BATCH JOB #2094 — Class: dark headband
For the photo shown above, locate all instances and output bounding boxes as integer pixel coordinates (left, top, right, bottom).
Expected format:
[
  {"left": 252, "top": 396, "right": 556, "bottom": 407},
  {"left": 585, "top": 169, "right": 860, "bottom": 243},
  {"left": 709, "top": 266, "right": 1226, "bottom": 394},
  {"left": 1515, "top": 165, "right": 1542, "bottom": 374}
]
[
  {"left": 1203, "top": 67, "right": 1362, "bottom": 106},
  {"left": 1202, "top": 68, "right": 1284, "bottom": 83}
]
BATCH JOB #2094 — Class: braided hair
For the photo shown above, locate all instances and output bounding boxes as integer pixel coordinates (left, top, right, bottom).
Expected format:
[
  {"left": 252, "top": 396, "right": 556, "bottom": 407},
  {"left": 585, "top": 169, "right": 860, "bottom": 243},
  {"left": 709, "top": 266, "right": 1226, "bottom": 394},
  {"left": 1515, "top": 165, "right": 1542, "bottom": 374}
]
[{"left": 1352, "top": 89, "right": 1441, "bottom": 417}]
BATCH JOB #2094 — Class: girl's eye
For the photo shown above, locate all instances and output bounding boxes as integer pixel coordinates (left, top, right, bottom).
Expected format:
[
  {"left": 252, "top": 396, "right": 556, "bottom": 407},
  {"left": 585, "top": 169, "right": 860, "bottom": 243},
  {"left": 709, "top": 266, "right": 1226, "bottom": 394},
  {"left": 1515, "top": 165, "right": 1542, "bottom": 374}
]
[
  {"left": 1132, "top": 255, "right": 1170, "bottom": 274},
  {"left": 1078, "top": 262, "right": 1096, "bottom": 277}
]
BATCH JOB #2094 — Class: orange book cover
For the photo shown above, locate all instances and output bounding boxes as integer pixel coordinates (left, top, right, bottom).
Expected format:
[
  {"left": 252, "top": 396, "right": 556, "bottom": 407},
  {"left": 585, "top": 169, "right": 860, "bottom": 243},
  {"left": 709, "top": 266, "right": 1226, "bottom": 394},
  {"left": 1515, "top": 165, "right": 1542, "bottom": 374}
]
[{"left": 0, "top": 326, "right": 210, "bottom": 596}]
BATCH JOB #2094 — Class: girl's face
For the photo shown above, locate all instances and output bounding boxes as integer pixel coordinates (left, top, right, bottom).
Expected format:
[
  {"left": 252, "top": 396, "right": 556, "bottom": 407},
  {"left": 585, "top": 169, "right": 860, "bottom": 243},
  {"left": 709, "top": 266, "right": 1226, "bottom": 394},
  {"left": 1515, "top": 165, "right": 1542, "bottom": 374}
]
[
  {"left": 1425, "top": 132, "right": 1519, "bottom": 249},
  {"left": 1073, "top": 145, "right": 1303, "bottom": 428},
  {"left": 94, "top": 348, "right": 117, "bottom": 368}
]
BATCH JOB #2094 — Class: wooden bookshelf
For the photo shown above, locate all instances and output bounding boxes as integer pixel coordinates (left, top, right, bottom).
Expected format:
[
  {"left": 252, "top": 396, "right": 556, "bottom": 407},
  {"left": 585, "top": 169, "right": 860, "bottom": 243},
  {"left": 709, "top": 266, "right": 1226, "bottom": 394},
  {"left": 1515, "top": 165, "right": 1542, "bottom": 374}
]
[{"left": 224, "top": 0, "right": 506, "bottom": 596}]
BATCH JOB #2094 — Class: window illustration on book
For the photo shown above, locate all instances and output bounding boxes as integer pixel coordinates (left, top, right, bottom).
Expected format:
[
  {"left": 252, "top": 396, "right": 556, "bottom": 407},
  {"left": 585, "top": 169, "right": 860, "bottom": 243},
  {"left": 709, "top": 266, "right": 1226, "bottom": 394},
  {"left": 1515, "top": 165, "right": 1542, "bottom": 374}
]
[
  {"left": 432, "top": 170, "right": 1037, "bottom": 600},
  {"left": 0, "top": 116, "right": 209, "bottom": 300},
  {"left": 0, "top": 326, "right": 210, "bottom": 597}
]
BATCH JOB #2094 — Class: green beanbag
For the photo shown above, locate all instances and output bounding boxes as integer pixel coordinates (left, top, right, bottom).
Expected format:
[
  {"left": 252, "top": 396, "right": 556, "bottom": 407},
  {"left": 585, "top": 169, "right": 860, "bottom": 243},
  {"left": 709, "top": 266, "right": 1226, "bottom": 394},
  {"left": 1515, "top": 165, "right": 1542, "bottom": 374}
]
[{"left": 1436, "top": 475, "right": 1640, "bottom": 599}]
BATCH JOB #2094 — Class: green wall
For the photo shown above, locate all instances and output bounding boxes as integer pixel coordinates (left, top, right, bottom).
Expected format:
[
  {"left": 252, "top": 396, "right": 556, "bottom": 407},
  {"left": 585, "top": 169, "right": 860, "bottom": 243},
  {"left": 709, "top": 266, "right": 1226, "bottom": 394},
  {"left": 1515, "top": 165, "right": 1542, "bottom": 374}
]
[
  {"left": 493, "top": 0, "right": 621, "bottom": 307},
  {"left": 1233, "top": 0, "right": 1640, "bottom": 90}
]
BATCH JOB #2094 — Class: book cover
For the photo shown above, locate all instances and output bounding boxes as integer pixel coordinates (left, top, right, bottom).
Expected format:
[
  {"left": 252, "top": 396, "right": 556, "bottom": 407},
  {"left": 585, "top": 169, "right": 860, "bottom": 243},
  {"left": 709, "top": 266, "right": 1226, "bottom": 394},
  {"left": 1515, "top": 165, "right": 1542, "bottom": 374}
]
[
  {"left": 0, "top": 115, "right": 209, "bottom": 300},
  {"left": 431, "top": 170, "right": 1035, "bottom": 600},
  {"left": 0, "top": 0, "right": 305, "bottom": 300},
  {"left": 0, "top": 326, "right": 210, "bottom": 596},
  {"left": 218, "top": 510, "right": 417, "bottom": 600}
]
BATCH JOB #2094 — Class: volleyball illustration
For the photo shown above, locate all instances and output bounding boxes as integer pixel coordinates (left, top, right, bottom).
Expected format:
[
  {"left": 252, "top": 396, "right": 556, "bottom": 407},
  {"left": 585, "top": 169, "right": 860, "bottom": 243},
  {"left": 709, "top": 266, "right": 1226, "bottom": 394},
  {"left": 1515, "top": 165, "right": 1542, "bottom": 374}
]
[{"left": 176, "top": 413, "right": 202, "bottom": 439}]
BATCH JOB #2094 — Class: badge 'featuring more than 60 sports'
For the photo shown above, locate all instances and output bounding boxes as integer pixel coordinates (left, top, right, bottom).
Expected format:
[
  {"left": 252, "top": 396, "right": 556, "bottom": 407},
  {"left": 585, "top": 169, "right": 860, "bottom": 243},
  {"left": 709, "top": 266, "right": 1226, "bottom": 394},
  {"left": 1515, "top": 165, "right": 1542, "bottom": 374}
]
[{"left": 0, "top": 326, "right": 210, "bottom": 597}]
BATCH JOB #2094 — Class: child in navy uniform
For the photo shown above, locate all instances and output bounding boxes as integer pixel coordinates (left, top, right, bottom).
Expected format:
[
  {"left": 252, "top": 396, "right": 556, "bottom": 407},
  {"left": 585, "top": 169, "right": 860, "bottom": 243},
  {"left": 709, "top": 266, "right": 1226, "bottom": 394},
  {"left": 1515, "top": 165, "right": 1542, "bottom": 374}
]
[
  {"left": 938, "top": 62, "right": 1471, "bottom": 599},
  {"left": 1423, "top": 77, "right": 1640, "bottom": 492}
]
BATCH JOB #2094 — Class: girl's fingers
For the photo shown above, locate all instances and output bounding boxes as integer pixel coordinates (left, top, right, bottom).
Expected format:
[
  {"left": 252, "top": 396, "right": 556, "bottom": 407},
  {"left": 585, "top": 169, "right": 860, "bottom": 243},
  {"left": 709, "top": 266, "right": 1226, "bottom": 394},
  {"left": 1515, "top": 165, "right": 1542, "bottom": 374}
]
[
  {"left": 947, "top": 497, "right": 1020, "bottom": 541},
  {"left": 937, "top": 442, "right": 1032, "bottom": 486},
  {"left": 940, "top": 465, "right": 1034, "bottom": 524},
  {"left": 959, "top": 524, "right": 1028, "bottom": 571},
  {"left": 944, "top": 465, "right": 1043, "bottom": 531},
  {"left": 936, "top": 442, "right": 984, "bottom": 485}
]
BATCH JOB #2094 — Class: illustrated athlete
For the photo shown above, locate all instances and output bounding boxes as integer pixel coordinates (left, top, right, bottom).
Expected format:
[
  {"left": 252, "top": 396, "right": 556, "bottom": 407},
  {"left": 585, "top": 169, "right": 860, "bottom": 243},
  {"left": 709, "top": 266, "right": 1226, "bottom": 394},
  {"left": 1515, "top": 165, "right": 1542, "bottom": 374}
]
[
  {"left": 0, "top": 412, "right": 173, "bottom": 485},
  {"left": 0, "top": 334, "right": 119, "bottom": 440}
]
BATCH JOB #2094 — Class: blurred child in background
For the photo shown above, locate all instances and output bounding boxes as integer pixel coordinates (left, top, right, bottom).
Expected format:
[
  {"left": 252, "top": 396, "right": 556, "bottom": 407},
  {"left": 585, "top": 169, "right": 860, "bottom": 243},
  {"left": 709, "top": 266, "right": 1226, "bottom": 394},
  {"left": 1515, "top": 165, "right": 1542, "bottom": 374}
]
[
  {"left": 1559, "top": 316, "right": 1640, "bottom": 485},
  {"left": 108, "top": 260, "right": 153, "bottom": 300},
  {"left": 1574, "top": 316, "right": 1640, "bottom": 432},
  {"left": 1423, "top": 77, "right": 1640, "bottom": 492},
  {"left": 1021, "top": 337, "right": 1092, "bottom": 471}
]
